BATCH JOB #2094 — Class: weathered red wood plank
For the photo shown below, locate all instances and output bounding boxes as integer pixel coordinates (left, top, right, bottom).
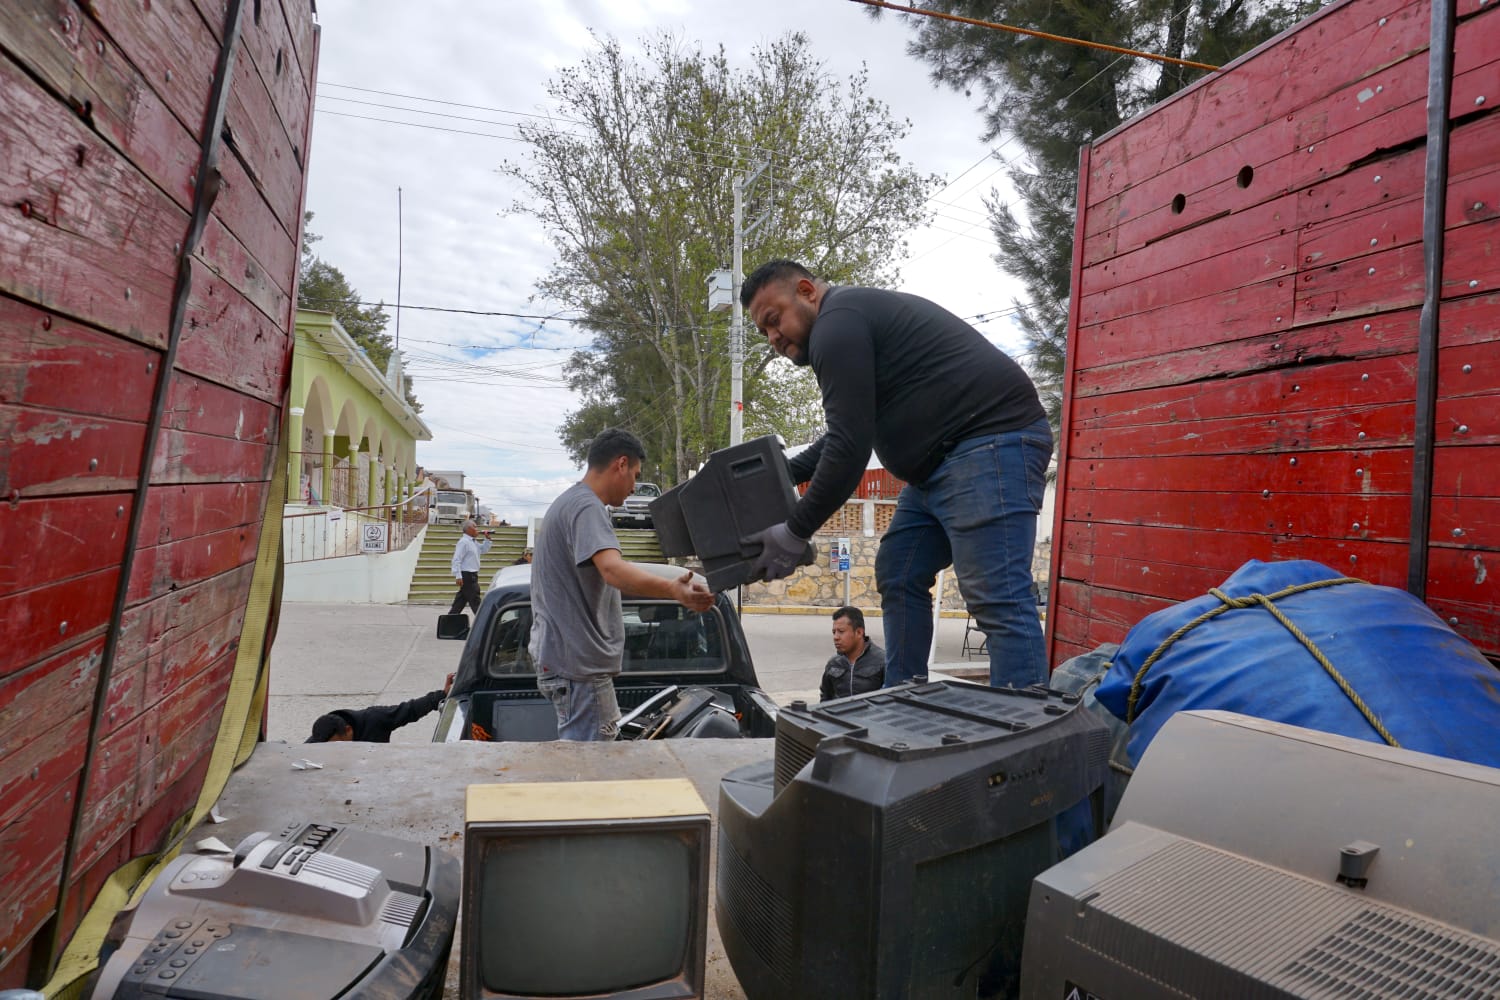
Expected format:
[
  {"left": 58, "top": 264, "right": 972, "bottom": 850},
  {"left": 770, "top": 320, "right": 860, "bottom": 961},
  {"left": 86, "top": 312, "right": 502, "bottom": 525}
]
[
  {"left": 1060, "top": 520, "right": 1411, "bottom": 591},
  {"left": 1052, "top": 579, "right": 1175, "bottom": 648},
  {"left": 273, "top": 0, "right": 318, "bottom": 101},
  {"left": 143, "top": 605, "right": 246, "bottom": 710},
  {"left": 2, "top": 6, "right": 304, "bottom": 318},
  {"left": 1085, "top": 40, "right": 1428, "bottom": 249},
  {"left": 84, "top": 0, "right": 220, "bottom": 146},
  {"left": 177, "top": 257, "right": 294, "bottom": 402},
  {"left": 0, "top": 50, "right": 183, "bottom": 346},
  {"left": 75, "top": 715, "right": 144, "bottom": 872},
  {"left": 1072, "top": 274, "right": 1292, "bottom": 372},
  {"left": 199, "top": 192, "right": 296, "bottom": 324},
  {"left": 1048, "top": 638, "right": 1095, "bottom": 668},
  {"left": 0, "top": 404, "right": 147, "bottom": 497},
  {"left": 0, "top": 781, "right": 70, "bottom": 980},
  {"left": 1067, "top": 485, "right": 1414, "bottom": 543},
  {"left": 0, "top": 2, "right": 198, "bottom": 213},
  {"left": 140, "top": 482, "right": 270, "bottom": 546},
  {"left": 1087, "top": 0, "right": 1428, "bottom": 207},
  {"left": 223, "top": 50, "right": 304, "bottom": 239},
  {"left": 164, "top": 374, "right": 278, "bottom": 444},
  {"left": 1074, "top": 305, "right": 1418, "bottom": 393},
  {"left": 56, "top": 835, "right": 134, "bottom": 964},
  {"left": 0, "top": 495, "right": 132, "bottom": 595},
  {"left": 127, "top": 526, "right": 260, "bottom": 604},
  {"left": 237, "top": 0, "right": 312, "bottom": 193},
  {"left": 1073, "top": 350, "right": 1420, "bottom": 432},
  {"left": 0, "top": 569, "right": 118, "bottom": 680},
  {"left": 0, "top": 298, "right": 158, "bottom": 422},
  {"left": 1092, "top": 13, "right": 1500, "bottom": 239},
  {"left": 1080, "top": 232, "right": 1298, "bottom": 328},
  {"left": 130, "top": 751, "right": 212, "bottom": 859},
  {"left": 154, "top": 430, "right": 275, "bottom": 486},
  {"left": 0, "top": 708, "right": 87, "bottom": 829},
  {"left": 1078, "top": 449, "right": 1413, "bottom": 496},
  {"left": 115, "top": 563, "right": 255, "bottom": 668},
  {"left": 1294, "top": 214, "right": 1500, "bottom": 323}
]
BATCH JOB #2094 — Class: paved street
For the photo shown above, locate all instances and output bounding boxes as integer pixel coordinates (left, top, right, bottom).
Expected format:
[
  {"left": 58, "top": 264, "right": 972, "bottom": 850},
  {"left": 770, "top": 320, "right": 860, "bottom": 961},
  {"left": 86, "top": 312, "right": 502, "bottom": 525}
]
[{"left": 265, "top": 602, "right": 978, "bottom": 745}]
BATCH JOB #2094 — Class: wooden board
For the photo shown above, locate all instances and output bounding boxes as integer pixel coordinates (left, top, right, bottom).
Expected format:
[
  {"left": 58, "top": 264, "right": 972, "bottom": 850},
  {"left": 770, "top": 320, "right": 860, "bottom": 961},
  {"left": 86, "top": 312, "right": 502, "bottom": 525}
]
[
  {"left": 1051, "top": 0, "right": 1500, "bottom": 668},
  {"left": 0, "top": 0, "right": 319, "bottom": 981}
]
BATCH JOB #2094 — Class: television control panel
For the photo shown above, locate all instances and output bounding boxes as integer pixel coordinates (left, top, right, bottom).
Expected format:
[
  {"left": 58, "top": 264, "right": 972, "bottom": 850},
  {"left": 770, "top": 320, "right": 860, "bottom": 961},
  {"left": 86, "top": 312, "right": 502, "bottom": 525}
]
[{"left": 89, "top": 819, "right": 460, "bottom": 1000}]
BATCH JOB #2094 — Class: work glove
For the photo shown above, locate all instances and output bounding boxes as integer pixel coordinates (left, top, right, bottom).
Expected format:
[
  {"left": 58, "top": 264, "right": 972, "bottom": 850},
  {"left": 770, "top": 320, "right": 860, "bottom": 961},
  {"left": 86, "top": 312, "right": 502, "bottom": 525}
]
[{"left": 746, "top": 522, "right": 815, "bottom": 583}]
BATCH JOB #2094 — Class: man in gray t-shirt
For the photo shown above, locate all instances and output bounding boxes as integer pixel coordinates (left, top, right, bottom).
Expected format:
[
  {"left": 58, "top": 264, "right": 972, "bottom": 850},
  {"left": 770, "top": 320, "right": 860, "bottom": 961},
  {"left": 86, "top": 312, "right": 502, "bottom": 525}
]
[{"left": 528, "top": 428, "right": 713, "bottom": 740}]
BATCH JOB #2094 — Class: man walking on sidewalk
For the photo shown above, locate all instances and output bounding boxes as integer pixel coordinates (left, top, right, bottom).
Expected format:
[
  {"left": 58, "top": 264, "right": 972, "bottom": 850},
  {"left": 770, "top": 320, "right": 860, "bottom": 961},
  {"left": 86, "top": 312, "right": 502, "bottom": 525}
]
[{"left": 449, "top": 519, "right": 492, "bottom": 616}]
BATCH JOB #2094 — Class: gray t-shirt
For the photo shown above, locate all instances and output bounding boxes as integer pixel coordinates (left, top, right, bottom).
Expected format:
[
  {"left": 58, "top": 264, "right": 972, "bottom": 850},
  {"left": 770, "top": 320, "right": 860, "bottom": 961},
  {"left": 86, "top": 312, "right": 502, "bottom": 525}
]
[{"left": 528, "top": 481, "right": 624, "bottom": 679}]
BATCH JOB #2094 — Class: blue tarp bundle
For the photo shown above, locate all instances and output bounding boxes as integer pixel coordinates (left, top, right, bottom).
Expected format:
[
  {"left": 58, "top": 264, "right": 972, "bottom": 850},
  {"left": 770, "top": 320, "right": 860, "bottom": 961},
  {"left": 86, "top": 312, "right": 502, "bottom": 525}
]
[{"left": 1094, "top": 559, "right": 1500, "bottom": 769}]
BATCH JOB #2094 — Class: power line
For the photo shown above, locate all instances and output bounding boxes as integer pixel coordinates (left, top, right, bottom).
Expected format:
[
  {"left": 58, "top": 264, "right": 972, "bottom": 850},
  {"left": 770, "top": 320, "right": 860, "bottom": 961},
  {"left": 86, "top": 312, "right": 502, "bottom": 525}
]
[
  {"left": 849, "top": 0, "right": 1219, "bottom": 71},
  {"left": 300, "top": 296, "right": 586, "bottom": 322}
]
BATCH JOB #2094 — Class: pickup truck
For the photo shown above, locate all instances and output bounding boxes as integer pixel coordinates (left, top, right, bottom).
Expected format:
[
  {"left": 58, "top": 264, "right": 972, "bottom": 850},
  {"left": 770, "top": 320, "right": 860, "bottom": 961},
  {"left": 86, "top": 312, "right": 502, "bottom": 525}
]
[
  {"left": 608, "top": 481, "right": 661, "bottom": 528},
  {"left": 431, "top": 564, "right": 779, "bottom": 742}
]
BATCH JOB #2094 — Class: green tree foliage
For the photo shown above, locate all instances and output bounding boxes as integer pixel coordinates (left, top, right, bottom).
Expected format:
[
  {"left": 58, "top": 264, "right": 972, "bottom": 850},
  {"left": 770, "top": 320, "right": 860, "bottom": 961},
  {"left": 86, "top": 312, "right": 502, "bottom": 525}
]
[
  {"left": 297, "top": 213, "right": 422, "bottom": 412},
  {"left": 506, "top": 33, "right": 940, "bottom": 482},
  {"left": 884, "top": 0, "right": 1323, "bottom": 422}
]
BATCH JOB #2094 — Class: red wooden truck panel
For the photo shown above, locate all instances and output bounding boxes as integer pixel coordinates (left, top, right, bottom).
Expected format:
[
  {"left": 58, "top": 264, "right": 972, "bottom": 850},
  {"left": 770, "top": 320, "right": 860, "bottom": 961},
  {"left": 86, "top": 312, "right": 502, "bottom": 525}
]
[
  {"left": 1049, "top": 0, "right": 1500, "bottom": 667},
  {"left": 0, "top": 0, "right": 317, "bottom": 986}
]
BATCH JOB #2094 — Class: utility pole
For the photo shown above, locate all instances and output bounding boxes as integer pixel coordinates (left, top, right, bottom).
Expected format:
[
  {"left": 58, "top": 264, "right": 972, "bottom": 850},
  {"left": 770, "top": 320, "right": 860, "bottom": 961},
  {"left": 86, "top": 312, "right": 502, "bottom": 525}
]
[
  {"left": 729, "top": 159, "right": 772, "bottom": 447},
  {"left": 730, "top": 176, "right": 745, "bottom": 446}
]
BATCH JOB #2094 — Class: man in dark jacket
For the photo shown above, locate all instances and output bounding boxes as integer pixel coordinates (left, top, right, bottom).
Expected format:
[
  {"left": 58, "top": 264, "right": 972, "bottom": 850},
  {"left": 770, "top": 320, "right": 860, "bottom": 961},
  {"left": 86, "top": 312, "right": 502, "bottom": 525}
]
[
  {"left": 742, "top": 260, "right": 1051, "bottom": 691},
  {"left": 820, "top": 606, "right": 886, "bottom": 702},
  {"left": 306, "top": 675, "right": 452, "bottom": 742}
]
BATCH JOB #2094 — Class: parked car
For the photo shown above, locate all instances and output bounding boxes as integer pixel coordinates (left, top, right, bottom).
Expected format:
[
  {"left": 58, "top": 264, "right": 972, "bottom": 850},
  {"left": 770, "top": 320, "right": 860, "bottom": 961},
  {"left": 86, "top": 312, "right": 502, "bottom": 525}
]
[
  {"left": 433, "top": 564, "right": 778, "bottom": 742},
  {"left": 608, "top": 481, "right": 661, "bottom": 528}
]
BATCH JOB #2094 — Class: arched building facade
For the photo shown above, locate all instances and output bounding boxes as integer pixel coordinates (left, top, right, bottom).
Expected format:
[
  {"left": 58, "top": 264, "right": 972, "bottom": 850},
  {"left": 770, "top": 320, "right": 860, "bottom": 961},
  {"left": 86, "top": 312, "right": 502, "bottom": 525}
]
[{"left": 287, "top": 309, "right": 431, "bottom": 509}]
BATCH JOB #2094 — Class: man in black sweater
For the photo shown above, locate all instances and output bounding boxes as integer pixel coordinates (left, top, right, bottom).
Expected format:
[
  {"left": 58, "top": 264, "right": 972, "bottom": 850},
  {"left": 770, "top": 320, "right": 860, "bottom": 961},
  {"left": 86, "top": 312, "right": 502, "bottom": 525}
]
[
  {"left": 306, "top": 674, "right": 453, "bottom": 742},
  {"left": 742, "top": 260, "right": 1051, "bottom": 689}
]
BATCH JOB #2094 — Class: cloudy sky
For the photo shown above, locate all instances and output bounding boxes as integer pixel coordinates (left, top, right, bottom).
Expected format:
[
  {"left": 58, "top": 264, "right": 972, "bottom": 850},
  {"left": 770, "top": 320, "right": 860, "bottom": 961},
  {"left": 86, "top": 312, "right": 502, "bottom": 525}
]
[{"left": 302, "top": 0, "right": 1029, "bottom": 522}]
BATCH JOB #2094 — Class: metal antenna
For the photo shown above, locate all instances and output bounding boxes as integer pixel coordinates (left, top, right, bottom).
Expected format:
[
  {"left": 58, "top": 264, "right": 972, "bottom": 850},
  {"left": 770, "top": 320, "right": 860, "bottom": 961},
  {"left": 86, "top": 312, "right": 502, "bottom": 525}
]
[{"left": 395, "top": 186, "right": 403, "bottom": 351}]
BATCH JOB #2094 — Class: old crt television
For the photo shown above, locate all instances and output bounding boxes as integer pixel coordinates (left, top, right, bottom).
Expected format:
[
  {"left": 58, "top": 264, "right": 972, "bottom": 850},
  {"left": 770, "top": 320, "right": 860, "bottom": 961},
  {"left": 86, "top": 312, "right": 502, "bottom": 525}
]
[
  {"left": 717, "top": 681, "right": 1111, "bottom": 999},
  {"left": 1021, "top": 710, "right": 1500, "bottom": 998},
  {"left": 89, "top": 819, "right": 459, "bottom": 1000},
  {"left": 462, "top": 779, "right": 711, "bottom": 1000}
]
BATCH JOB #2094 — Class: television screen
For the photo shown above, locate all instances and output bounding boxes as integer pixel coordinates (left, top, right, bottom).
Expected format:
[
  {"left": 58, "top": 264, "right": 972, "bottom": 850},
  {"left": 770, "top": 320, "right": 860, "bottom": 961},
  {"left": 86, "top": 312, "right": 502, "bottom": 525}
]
[
  {"left": 476, "top": 831, "right": 691, "bottom": 994},
  {"left": 463, "top": 779, "right": 710, "bottom": 1000}
]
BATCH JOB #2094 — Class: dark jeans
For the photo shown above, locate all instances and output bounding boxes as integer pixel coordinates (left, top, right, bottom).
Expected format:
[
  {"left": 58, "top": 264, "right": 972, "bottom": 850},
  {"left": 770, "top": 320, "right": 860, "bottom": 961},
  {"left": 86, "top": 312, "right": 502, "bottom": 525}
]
[
  {"left": 448, "top": 571, "right": 480, "bottom": 615},
  {"left": 876, "top": 418, "right": 1052, "bottom": 689}
]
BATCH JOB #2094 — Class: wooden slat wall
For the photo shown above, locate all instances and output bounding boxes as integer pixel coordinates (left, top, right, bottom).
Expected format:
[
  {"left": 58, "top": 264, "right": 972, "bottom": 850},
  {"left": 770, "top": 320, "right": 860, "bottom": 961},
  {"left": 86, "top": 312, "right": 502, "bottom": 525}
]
[
  {"left": 0, "top": 0, "right": 317, "bottom": 985},
  {"left": 1049, "top": 0, "right": 1500, "bottom": 666}
]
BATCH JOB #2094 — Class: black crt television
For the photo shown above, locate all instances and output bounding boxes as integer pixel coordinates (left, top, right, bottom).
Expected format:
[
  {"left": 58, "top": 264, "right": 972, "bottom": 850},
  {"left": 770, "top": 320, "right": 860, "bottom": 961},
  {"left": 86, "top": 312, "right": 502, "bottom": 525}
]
[
  {"left": 461, "top": 778, "right": 711, "bottom": 1000},
  {"left": 649, "top": 435, "right": 812, "bottom": 591},
  {"left": 1020, "top": 710, "right": 1500, "bottom": 999},
  {"left": 716, "top": 681, "right": 1112, "bottom": 1000}
]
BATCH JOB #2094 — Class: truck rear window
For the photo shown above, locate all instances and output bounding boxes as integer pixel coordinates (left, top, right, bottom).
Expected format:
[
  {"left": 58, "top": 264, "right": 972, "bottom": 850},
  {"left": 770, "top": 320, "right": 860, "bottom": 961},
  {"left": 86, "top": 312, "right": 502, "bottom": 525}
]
[{"left": 484, "top": 603, "right": 726, "bottom": 677}]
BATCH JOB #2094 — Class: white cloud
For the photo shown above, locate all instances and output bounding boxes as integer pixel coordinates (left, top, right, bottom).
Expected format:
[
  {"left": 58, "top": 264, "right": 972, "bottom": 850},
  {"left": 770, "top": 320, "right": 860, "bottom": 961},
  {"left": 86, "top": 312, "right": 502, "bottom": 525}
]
[{"left": 305, "top": 0, "right": 1028, "bottom": 522}]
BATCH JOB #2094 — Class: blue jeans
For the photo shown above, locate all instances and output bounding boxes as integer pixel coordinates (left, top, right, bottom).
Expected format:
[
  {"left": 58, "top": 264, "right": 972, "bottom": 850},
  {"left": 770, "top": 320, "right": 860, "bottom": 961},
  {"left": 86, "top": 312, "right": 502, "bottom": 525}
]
[
  {"left": 876, "top": 419, "right": 1052, "bottom": 689},
  {"left": 537, "top": 671, "right": 621, "bottom": 741}
]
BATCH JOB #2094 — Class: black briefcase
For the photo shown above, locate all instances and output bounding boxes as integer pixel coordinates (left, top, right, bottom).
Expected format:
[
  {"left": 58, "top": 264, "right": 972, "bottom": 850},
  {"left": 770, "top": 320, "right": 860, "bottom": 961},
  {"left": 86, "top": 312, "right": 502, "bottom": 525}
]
[{"left": 436, "top": 613, "right": 469, "bottom": 640}]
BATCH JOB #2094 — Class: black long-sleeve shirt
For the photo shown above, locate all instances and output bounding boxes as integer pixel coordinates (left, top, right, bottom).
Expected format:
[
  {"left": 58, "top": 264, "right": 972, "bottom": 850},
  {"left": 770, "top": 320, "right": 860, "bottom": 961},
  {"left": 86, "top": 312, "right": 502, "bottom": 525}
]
[
  {"left": 785, "top": 286, "right": 1045, "bottom": 538},
  {"left": 333, "top": 689, "right": 445, "bottom": 742}
]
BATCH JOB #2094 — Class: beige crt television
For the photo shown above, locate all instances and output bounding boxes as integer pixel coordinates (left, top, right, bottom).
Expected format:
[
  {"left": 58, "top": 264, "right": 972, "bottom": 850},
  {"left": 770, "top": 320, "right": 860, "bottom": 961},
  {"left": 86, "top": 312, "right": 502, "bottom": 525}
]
[{"left": 461, "top": 778, "right": 711, "bottom": 1000}]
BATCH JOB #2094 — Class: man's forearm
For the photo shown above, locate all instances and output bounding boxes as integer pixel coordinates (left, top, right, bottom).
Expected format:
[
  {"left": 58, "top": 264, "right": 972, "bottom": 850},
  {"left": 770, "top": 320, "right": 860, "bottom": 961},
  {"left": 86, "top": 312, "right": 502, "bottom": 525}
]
[{"left": 598, "top": 559, "right": 682, "bottom": 599}]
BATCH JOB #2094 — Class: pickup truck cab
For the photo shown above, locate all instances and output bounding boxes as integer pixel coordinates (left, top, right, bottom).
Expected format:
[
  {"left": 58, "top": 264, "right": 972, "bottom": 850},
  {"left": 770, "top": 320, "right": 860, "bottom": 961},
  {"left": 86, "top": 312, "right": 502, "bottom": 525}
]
[
  {"left": 432, "top": 564, "right": 778, "bottom": 742},
  {"left": 608, "top": 481, "right": 660, "bottom": 527}
]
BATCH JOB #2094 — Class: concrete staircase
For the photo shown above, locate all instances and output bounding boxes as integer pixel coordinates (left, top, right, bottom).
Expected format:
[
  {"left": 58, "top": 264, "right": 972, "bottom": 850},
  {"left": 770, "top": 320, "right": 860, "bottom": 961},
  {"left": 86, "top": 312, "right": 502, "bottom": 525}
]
[{"left": 404, "top": 525, "right": 665, "bottom": 603}]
